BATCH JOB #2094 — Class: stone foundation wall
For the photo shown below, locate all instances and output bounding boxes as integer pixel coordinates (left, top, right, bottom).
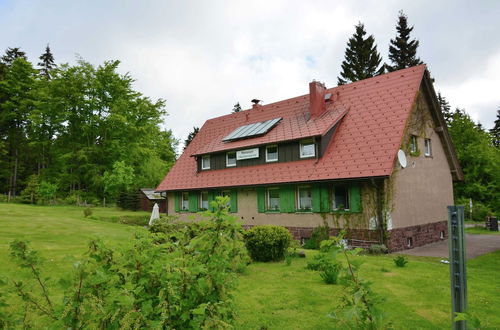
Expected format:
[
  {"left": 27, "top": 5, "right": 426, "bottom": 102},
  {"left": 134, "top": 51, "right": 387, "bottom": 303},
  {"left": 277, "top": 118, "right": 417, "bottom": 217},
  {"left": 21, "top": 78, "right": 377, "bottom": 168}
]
[
  {"left": 243, "top": 221, "right": 447, "bottom": 252},
  {"left": 387, "top": 220, "right": 448, "bottom": 252}
]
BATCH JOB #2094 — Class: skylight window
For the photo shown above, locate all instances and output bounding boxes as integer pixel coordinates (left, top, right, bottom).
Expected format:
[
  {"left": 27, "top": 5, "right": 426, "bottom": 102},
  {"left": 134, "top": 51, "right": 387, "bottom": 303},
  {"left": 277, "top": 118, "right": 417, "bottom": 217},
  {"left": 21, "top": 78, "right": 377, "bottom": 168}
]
[{"left": 222, "top": 118, "right": 282, "bottom": 142}]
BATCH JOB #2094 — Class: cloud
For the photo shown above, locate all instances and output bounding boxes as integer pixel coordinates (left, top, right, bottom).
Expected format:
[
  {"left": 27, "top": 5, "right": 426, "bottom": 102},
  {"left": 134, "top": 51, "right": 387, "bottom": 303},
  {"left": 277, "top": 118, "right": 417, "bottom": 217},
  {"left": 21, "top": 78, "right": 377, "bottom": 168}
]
[{"left": 0, "top": 0, "right": 499, "bottom": 146}]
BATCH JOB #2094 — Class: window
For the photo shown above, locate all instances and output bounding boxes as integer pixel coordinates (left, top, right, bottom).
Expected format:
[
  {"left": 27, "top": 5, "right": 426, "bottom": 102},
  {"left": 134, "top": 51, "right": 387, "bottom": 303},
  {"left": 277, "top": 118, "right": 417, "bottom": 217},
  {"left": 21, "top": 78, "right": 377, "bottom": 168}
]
[
  {"left": 266, "top": 145, "right": 278, "bottom": 162},
  {"left": 424, "top": 138, "right": 432, "bottom": 157},
  {"left": 266, "top": 188, "right": 280, "bottom": 211},
  {"left": 201, "top": 155, "right": 210, "bottom": 170},
  {"left": 333, "top": 186, "right": 350, "bottom": 210},
  {"left": 220, "top": 190, "right": 231, "bottom": 207},
  {"left": 226, "top": 152, "right": 236, "bottom": 167},
  {"left": 297, "top": 186, "right": 312, "bottom": 210},
  {"left": 300, "top": 140, "right": 316, "bottom": 158},
  {"left": 181, "top": 192, "right": 189, "bottom": 211},
  {"left": 410, "top": 135, "right": 418, "bottom": 154},
  {"left": 199, "top": 191, "right": 208, "bottom": 210}
]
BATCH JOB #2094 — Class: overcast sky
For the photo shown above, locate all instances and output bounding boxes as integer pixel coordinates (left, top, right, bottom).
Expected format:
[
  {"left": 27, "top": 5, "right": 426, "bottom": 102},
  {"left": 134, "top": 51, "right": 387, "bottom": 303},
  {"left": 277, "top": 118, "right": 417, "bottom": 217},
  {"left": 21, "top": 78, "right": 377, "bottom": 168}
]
[{"left": 1, "top": 0, "right": 499, "bottom": 145}]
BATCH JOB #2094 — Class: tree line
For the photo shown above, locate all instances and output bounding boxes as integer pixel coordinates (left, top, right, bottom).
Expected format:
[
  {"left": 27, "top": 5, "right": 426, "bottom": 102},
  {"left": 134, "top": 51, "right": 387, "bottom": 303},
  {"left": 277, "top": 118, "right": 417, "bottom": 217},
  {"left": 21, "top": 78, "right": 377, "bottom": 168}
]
[{"left": 0, "top": 46, "right": 177, "bottom": 205}]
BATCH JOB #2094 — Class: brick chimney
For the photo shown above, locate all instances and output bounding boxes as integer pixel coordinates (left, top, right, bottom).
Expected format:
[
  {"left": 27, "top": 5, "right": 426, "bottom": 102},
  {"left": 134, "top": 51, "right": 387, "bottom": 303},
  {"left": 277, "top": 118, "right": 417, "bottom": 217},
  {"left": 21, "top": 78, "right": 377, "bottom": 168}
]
[{"left": 309, "top": 80, "right": 326, "bottom": 117}]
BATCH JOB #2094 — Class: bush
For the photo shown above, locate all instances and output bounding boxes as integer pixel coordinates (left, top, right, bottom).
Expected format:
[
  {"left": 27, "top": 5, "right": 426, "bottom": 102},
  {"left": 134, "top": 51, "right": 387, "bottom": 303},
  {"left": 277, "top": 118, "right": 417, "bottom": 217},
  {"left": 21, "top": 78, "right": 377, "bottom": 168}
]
[
  {"left": 306, "top": 253, "right": 333, "bottom": 271},
  {"left": 393, "top": 255, "right": 408, "bottom": 267},
  {"left": 320, "top": 262, "right": 341, "bottom": 284},
  {"left": 117, "top": 190, "right": 141, "bottom": 210},
  {"left": 83, "top": 208, "right": 92, "bottom": 217},
  {"left": 0, "top": 198, "right": 249, "bottom": 328},
  {"left": 244, "top": 225, "right": 291, "bottom": 262},
  {"left": 366, "top": 244, "right": 388, "bottom": 255},
  {"left": 303, "top": 225, "right": 330, "bottom": 249}
]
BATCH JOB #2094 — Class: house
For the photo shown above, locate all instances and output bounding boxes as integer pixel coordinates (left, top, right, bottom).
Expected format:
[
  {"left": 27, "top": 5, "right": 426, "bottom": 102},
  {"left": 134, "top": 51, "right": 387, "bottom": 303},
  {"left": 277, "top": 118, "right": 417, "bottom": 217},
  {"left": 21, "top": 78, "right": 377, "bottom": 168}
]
[
  {"left": 139, "top": 188, "right": 167, "bottom": 213},
  {"left": 156, "top": 65, "right": 463, "bottom": 251}
]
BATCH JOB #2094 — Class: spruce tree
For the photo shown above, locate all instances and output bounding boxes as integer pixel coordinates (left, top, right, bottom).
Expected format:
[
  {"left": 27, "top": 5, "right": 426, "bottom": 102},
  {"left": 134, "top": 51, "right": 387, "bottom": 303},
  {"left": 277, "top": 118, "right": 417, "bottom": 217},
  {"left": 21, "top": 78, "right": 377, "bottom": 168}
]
[
  {"left": 0, "top": 47, "right": 27, "bottom": 66},
  {"left": 37, "top": 44, "right": 56, "bottom": 79},
  {"left": 232, "top": 102, "right": 242, "bottom": 113},
  {"left": 184, "top": 127, "right": 199, "bottom": 150},
  {"left": 437, "top": 92, "right": 452, "bottom": 124},
  {"left": 337, "top": 23, "right": 384, "bottom": 85},
  {"left": 490, "top": 109, "right": 500, "bottom": 147},
  {"left": 387, "top": 11, "right": 423, "bottom": 72}
]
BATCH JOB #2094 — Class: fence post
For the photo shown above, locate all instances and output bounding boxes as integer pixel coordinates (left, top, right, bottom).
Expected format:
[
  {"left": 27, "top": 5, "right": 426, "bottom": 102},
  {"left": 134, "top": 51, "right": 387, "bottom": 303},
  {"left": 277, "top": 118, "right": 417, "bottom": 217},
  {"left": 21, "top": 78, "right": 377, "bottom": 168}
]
[{"left": 447, "top": 205, "right": 467, "bottom": 330}]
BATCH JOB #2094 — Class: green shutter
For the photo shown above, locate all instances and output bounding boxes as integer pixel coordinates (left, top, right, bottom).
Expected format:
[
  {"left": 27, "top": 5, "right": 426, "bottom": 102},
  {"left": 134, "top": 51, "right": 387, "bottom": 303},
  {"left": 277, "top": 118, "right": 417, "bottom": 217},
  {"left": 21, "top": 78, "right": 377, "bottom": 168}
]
[
  {"left": 230, "top": 189, "right": 238, "bottom": 213},
  {"left": 174, "top": 192, "right": 181, "bottom": 212},
  {"left": 279, "top": 185, "right": 295, "bottom": 213},
  {"left": 312, "top": 183, "right": 330, "bottom": 213},
  {"left": 349, "top": 183, "right": 361, "bottom": 213},
  {"left": 257, "top": 187, "right": 265, "bottom": 213},
  {"left": 189, "top": 191, "right": 198, "bottom": 212},
  {"left": 208, "top": 190, "right": 216, "bottom": 211}
]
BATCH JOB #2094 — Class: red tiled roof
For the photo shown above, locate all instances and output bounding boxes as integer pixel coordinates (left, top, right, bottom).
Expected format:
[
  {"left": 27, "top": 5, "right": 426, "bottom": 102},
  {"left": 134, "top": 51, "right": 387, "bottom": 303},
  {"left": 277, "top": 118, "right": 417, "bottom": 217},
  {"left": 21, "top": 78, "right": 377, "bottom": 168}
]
[{"left": 157, "top": 65, "right": 427, "bottom": 191}]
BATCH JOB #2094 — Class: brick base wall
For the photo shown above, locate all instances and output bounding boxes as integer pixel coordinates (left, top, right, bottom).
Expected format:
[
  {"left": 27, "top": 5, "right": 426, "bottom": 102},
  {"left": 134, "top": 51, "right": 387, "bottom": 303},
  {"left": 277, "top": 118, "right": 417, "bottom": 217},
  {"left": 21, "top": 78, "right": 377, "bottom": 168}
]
[
  {"left": 243, "top": 221, "right": 448, "bottom": 252},
  {"left": 387, "top": 220, "right": 448, "bottom": 252}
]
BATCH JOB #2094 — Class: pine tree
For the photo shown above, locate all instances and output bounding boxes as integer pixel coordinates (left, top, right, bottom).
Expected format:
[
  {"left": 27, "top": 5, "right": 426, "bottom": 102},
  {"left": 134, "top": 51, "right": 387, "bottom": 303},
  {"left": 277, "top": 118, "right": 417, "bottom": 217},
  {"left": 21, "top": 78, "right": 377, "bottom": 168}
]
[
  {"left": 337, "top": 23, "right": 384, "bottom": 85},
  {"left": 490, "top": 109, "right": 500, "bottom": 147},
  {"left": 437, "top": 92, "right": 452, "bottom": 124},
  {"left": 387, "top": 11, "right": 423, "bottom": 72},
  {"left": 0, "top": 47, "right": 27, "bottom": 66},
  {"left": 37, "top": 44, "right": 56, "bottom": 79},
  {"left": 232, "top": 102, "right": 242, "bottom": 113},
  {"left": 184, "top": 127, "right": 199, "bottom": 150}
]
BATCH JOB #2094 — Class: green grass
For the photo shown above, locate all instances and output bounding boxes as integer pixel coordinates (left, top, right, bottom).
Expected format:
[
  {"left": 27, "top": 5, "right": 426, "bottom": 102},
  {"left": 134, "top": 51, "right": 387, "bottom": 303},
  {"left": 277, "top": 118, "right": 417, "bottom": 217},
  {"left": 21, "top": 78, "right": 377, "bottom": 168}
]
[
  {"left": 466, "top": 226, "right": 500, "bottom": 235},
  {"left": 1, "top": 203, "right": 499, "bottom": 329}
]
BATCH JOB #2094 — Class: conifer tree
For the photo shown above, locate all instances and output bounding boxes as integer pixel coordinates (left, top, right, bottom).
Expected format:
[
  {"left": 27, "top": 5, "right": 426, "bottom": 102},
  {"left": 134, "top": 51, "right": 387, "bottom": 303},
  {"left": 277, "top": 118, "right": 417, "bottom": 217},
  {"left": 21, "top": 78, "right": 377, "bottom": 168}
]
[
  {"left": 337, "top": 23, "right": 384, "bottom": 85},
  {"left": 387, "top": 11, "right": 423, "bottom": 72},
  {"left": 437, "top": 92, "right": 452, "bottom": 124},
  {"left": 184, "top": 126, "right": 199, "bottom": 150},
  {"left": 0, "top": 47, "right": 27, "bottom": 66},
  {"left": 37, "top": 44, "right": 56, "bottom": 79},
  {"left": 490, "top": 109, "right": 500, "bottom": 147},
  {"left": 232, "top": 102, "right": 242, "bottom": 113}
]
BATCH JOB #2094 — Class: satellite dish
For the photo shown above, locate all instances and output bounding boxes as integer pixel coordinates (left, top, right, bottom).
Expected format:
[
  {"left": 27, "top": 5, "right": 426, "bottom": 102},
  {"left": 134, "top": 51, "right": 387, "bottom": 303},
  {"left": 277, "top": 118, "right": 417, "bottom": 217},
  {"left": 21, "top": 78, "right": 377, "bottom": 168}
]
[{"left": 397, "top": 149, "right": 407, "bottom": 168}]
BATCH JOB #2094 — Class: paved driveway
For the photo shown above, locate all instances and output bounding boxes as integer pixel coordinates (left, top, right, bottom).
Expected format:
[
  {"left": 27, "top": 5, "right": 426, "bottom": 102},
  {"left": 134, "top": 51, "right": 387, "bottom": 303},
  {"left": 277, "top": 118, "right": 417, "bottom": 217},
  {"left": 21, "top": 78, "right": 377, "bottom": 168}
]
[{"left": 398, "top": 234, "right": 500, "bottom": 259}]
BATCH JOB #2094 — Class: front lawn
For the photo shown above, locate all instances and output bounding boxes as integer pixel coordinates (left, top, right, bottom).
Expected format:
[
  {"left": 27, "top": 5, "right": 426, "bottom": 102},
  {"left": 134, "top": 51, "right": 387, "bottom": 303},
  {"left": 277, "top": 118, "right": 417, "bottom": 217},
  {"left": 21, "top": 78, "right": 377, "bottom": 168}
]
[{"left": 0, "top": 203, "right": 499, "bottom": 328}]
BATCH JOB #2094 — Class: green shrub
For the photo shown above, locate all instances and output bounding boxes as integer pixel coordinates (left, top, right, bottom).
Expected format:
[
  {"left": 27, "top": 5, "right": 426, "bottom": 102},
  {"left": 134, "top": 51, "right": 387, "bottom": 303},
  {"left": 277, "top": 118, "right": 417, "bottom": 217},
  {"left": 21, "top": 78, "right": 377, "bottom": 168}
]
[
  {"left": 83, "top": 208, "right": 92, "bottom": 217},
  {"left": 117, "top": 190, "right": 141, "bottom": 210},
  {"left": 244, "top": 225, "right": 291, "bottom": 262},
  {"left": 366, "top": 244, "right": 388, "bottom": 255},
  {"left": 303, "top": 225, "right": 330, "bottom": 249},
  {"left": 393, "top": 255, "right": 408, "bottom": 267},
  {"left": 306, "top": 253, "right": 333, "bottom": 271},
  {"left": 320, "top": 262, "right": 341, "bottom": 284}
]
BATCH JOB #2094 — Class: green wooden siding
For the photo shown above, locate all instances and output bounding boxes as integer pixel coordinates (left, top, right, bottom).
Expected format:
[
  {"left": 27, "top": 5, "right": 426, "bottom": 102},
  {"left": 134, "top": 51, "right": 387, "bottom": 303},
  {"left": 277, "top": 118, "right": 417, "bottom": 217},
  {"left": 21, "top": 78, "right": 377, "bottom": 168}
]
[
  {"left": 174, "top": 193, "right": 181, "bottom": 212},
  {"left": 230, "top": 189, "right": 238, "bottom": 213},
  {"left": 208, "top": 190, "right": 216, "bottom": 211},
  {"left": 188, "top": 192, "right": 198, "bottom": 212},
  {"left": 349, "top": 183, "right": 361, "bottom": 213},
  {"left": 257, "top": 187, "right": 265, "bottom": 213}
]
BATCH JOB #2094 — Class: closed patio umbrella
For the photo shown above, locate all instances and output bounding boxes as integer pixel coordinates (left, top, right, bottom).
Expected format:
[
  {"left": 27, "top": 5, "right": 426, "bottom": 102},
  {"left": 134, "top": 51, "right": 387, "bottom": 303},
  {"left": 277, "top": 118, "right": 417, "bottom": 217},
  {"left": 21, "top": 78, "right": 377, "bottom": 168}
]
[{"left": 149, "top": 203, "right": 160, "bottom": 226}]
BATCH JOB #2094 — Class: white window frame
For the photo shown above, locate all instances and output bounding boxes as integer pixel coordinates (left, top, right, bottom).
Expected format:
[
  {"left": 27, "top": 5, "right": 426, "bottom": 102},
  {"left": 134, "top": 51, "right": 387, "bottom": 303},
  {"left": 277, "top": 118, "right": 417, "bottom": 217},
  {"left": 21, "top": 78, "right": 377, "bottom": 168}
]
[
  {"left": 410, "top": 135, "right": 418, "bottom": 154},
  {"left": 199, "top": 191, "right": 209, "bottom": 210},
  {"left": 226, "top": 152, "right": 236, "bottom": 167},
  {"left": 201, "top": 155, "right": 210, "bottom": 170},
  {"left": 265, "top": 145, "right": 279, "bottom": 163},
  {"left": 299, "top": 140, "right": 316, "bottom": 158},
  {"left": 332, "top": 186, "right": 350, "bottom": 211},
  {"left": 297, "top": 186, "right": 312, "bottom": 211},
  {"left": 424, "top": 138, "right": 432, "bottom": 157},
  {"left": 266, "top": 187, "right": 280, "bottom": 211},
  {"left": 181, "top": 192, "right": 189, "bottom": 211}
]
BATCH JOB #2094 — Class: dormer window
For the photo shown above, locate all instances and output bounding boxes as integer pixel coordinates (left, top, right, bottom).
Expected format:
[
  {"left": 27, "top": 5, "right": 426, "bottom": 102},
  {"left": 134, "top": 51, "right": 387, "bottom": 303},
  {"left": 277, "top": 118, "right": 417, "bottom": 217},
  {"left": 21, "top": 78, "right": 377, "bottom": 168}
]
[
  {"left": 299, "top": 140, "right": 315, "bottom": 158},
  {"left": 226, "top": 152, "right": 236, "bottom": 167},
  {"left": 201, "top": 155, "right": 211, "bottom": 170},
  {"left": 266, "top": 145, "right": 278, "bottom": 162}
]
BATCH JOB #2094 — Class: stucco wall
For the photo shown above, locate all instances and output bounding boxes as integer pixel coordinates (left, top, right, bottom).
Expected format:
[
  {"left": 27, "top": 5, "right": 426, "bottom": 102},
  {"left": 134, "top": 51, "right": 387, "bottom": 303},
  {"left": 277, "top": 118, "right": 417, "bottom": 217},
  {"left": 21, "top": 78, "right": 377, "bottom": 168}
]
[
  {"left": 390, "top": 90, "right": 454, "bottom": 229},
  {"left": 167, "top": 181, "right": 378, "bottom": 230}
]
